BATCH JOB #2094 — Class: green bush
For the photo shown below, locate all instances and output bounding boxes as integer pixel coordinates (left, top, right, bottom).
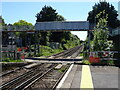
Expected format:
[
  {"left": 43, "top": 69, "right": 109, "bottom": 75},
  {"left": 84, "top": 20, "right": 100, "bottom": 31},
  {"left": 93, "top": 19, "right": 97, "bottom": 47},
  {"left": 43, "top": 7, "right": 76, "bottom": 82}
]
[
  {"left": 80, "top": 53, "right": 83, "bottom": 56},
  {"left": 107, "top": 60, "right": 114, "bottom": 65},
  {"left": 82, "top": 60, "right": 91, "bottom": 65},
  {"left": 100, "top": 60, "right": 115, "bottom": 65}
]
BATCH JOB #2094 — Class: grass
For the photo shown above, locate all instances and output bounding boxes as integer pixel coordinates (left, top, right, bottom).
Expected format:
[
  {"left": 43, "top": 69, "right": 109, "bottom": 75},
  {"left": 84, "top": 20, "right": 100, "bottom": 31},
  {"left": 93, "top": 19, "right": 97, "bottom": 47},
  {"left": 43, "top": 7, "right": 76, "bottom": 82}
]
[
  {"left": 80, "top": 53, "right": 83, "bottom": 56},
  {"left": 58, "top": 67, "right": 66, "bottom": 73},
  {"left": 2, "top": 58, "right": 24, "bottom": 62},
  {"left": 82, "top": 60, "right": 91, "bottom": 65},
  {"left": 36, "top": 45, "right": 63, "bottom": 57}
]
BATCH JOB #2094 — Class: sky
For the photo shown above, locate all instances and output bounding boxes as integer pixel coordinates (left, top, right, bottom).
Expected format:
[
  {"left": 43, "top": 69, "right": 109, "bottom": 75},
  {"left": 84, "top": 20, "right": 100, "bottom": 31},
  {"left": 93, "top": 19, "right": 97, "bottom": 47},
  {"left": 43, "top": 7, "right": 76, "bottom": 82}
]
[{"left": 1, "top": 1, "right": 119, "bottom": 41}]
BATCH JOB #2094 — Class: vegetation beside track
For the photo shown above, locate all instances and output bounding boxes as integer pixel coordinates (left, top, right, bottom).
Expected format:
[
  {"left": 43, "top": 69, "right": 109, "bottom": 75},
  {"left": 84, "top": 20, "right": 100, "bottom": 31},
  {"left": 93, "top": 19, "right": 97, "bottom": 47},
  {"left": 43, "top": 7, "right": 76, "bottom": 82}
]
[
  {"left": 82, "top": 59, "right": 116, "bottom": 66},
  {"left": 36, "top": 46, "right": 63, "bottom": 57},
  {"left": 2, "top": 58, "right": 24, "bottom": 62}
]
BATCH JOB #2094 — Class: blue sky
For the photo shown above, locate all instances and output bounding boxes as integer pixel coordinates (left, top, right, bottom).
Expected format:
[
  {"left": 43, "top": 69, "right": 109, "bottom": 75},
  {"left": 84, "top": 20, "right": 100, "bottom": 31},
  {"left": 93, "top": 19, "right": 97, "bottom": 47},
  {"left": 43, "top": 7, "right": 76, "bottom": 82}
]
[{"left": 1, "top": 2, "right": 118, "bottom": 40}]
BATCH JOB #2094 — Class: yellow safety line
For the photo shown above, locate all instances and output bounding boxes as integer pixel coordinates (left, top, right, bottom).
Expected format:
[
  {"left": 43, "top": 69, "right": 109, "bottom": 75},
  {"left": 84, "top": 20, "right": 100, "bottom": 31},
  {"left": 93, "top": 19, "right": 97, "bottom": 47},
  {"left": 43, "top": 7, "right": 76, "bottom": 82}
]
[{"left": 80, "top": 65, "right": 94, "bottom": 90}]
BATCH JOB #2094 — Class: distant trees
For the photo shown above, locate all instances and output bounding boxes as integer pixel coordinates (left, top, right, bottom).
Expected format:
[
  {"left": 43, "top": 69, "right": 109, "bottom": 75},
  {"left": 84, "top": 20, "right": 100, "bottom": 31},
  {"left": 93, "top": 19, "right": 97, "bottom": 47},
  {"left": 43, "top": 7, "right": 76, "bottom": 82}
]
[{"left": 87, "top": 1, "right": 120, "bottom": 28}]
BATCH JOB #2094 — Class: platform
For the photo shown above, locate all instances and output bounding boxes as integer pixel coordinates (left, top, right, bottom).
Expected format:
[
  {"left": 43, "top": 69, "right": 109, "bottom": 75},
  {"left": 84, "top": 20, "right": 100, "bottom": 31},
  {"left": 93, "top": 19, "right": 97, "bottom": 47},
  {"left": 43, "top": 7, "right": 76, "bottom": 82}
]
[{"left": 56, "top": 64, "right": 119, "bottom": 90}]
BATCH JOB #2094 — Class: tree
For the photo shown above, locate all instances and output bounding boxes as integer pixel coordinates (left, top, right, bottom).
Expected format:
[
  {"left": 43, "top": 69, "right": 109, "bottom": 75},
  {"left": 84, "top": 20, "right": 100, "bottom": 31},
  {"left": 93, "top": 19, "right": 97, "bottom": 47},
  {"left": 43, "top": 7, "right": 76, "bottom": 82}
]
[
  {"left": 0, "top": 16, "right": 5, "bottom": 26},
  {"left": 49, "top": 14, "right": 66, "bottom": 43},
  {"left": 56, "top": 14, "right": 66, "bottom": 21},
  {"left": 13, "top": 20, "right": 34, "bottom": 30},
  {"left": 36, "top": 5, "right": 67, "bottom": 45},
  {"left": 92, "top": 10, "right": 109, "bottom": 51},
  {"left": 87, "top": 1, "right": 119, "bottom": 28},
  {"left": 0, "top": 16, "right": 8, "bottom": 30},
  {"left": 36, "top": 5, "right": 58, "bottom": 45},
  {"left": 13, "top": 20, "right": 34, "bottom": 46},
  {"left": 36, "top": 5, "right": 58, "bottom": 22}
]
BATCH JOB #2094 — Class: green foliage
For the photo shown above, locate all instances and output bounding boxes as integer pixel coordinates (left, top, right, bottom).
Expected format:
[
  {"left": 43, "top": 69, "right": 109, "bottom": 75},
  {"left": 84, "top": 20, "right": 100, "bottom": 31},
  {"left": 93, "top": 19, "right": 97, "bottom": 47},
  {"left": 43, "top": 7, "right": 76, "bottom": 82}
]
[
  {"left": 36, "top": 45, "right": 63, "bottom": 56},
  {"left": 36, "top": 5, "right": 62, "bottom": 45},
  {"left": 14, "top": 20, "right": 33, "bottom": 26},
  {"left": 80, "top": 53, "right": 83, "bottom": 56},
  {"left": 92, "top": 10, "right": 109, "bottom": 51},
  {"left": 12, "top": 20, "right": 34, "bottom": 46},
  {"left": 87, "top": 1, "right": 119, "bottom": 28},
  {"left": 2, "top": 58, "right": 24, "bottom": 62},
  {"left": 35, "top": 5, "right": 78, "bottom": 47},
  {"left": 100, "top": 60, "right": 115, "bottom": 65},
  {"left": 0, "top": 16, "right": 5, "bottom": 26},
  {"left": 0, "top": 16, "right": 8, "bottom": 30},
  {"left": 58, "top": 67, "right": 66, "bottom": 73},
  {"left": 36, "top": 5, "right": 58, "bottom": 22},
  {"left": 107, "top": 60, "right": 114, "bottom": 65},
  {"left": 82, "top": 60, "right": 91, "bottom": 65},
  {"left": 13, "top": 20, "right": 33, "bottom": 30},
  {"left": 63, "top": 34, "right": 81, "bottom": 49},
  {"left": 56, "top": 14, "right": 66, "bottom": 21}
]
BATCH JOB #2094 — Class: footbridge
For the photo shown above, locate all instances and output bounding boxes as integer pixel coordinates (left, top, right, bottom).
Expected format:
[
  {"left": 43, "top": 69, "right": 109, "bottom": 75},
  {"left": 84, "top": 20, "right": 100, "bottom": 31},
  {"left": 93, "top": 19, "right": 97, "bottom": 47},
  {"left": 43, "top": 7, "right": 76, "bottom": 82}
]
[
  {"left": 35, "top": 21, "right": 91, "bottom": 53},
  {"left": 35, "top": 21, "right": 90, "bottom": 31}
]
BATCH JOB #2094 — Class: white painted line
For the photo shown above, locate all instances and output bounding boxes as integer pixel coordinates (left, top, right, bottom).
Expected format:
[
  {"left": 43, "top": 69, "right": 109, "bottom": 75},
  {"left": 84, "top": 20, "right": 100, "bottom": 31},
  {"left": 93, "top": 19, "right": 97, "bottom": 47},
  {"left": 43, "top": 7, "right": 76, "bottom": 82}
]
[{"left": 56, "top": 64, "right": 74, "bottom": 88}]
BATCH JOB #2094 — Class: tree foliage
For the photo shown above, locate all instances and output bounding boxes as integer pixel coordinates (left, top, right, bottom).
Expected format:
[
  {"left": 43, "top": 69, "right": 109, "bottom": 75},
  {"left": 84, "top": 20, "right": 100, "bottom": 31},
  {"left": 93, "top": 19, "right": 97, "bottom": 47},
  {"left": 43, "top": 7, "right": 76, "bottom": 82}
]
[
  {"left": 0, "top": 16, "right": 5, "bottom": 26},
  {"left": 36, "top": 5, "right": 69, "bottom": 45},
  {"left": 36, "top": 5, "right": 80, "bottom": 48},
  {"left": 36, "top": 5, "right": 58, "bottom": 22},
  {"left": 13, "top": 20, "right": 34, "bottom": 46},
  {"left": 36, "top": 6, "right": 57, "bottom": 45},
  {"left": 92, "top": 10, "right": 109, "bottom": 51},
  {"left": 13, "top": 20, "right": 33, "bottom": 30},
  {"left": 87, "top": 1, "right": 119, "bottom": 28},
  {"left": 0, "top": 16, "right": 8, "bottom": 30},
  {"left": 56, "top": 14, "right": 66, "bottom": 21}
]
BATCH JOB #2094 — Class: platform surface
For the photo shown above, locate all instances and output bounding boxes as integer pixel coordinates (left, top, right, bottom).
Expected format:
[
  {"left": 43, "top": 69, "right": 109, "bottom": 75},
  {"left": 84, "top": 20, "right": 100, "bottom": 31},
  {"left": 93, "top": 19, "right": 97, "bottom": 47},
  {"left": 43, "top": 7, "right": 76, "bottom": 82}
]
[{"left": 57, "top": 64, "right": 119, "bottom": 90}]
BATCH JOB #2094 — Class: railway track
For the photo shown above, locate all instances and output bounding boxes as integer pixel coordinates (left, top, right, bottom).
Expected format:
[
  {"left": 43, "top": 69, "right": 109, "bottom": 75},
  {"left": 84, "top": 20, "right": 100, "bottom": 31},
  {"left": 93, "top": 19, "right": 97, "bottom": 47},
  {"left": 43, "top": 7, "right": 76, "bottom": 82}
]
[
  {"left": 1, "top": 63, "right": 43, "bottom": 84},
  {"left": 48, "top": 45, "right": 84, "bottom": 59},
  {"left": 0, "top": 67, "right": 21, "bottom": 77},
  {"left": 0, "top": 63, "right": 57, "bottom": 90},
  {"left": 24, "top": 64, "right": 70, "bottom": 90},
  {"left": 1, "top": 63, "right": 31, "bottom": 77}
]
